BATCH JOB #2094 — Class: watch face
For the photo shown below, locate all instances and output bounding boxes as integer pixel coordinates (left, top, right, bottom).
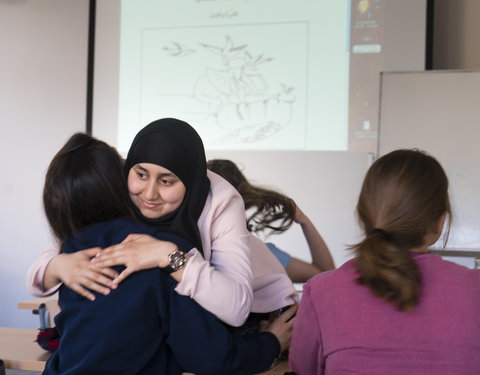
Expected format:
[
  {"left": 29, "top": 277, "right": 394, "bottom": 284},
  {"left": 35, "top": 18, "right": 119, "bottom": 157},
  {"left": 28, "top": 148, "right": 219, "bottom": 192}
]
[{"left": 169, "top": 250, "right": 186, "bottom": 271}]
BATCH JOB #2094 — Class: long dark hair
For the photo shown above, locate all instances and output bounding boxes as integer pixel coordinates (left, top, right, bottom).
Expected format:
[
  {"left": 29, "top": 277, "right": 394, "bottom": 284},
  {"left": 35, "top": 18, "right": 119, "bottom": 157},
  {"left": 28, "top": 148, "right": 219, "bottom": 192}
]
[
  {"left": 43, "top": 133, "right": 134, "bottom": 248},
  {"left": 207, "top": 158, "right": 295, "bottom": 235},
  {"left": 351, "top": 149, "right": 451, "bottom": 311}
]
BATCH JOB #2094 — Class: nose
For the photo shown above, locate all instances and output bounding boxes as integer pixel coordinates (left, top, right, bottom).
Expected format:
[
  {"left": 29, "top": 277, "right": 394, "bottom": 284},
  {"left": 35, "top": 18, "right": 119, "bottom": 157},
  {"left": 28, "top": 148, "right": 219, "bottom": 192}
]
[{"left": 143, "top": 179, "right": 159, "bottom": 201}]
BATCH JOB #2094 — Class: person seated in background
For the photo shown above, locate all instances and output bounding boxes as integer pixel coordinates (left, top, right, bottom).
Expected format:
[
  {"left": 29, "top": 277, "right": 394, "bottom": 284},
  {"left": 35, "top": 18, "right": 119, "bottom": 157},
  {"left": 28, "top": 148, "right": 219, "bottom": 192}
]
[
  {"left": 289, "top": 149, "right": 480, "bottom": 375},
  {"left": 207, "top": 158, "right": 335, "bottom": 283},
  {"left": 41, "top": 132, "right": 295, "bottom": 375}
]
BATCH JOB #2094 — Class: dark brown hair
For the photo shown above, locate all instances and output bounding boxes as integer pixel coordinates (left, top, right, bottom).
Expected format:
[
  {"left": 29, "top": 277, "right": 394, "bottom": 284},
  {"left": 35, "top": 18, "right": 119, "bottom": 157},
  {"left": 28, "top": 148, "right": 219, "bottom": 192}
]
[
  {"left": 43, "top": 133, "right": 135, "bottom": 248},
  {"left": 207, "top": 159, "right": 295, "bottom": 234},
  {"left": 351, "top": 149, "right": 451, "bottom": 311}
]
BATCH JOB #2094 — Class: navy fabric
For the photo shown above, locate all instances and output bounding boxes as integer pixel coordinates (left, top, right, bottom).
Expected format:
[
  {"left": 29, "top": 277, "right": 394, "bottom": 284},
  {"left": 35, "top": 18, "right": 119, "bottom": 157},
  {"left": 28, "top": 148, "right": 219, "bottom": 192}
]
[{"left": 42, "top": 218, "right": 279, "bottom": 375}]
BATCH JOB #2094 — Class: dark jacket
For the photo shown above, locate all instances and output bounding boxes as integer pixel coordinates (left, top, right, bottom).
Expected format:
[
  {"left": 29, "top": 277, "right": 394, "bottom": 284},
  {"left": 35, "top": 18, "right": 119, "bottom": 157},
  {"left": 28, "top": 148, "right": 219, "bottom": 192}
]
[{"left": 43, "top": 217, "right": 279, "bottom": 375}]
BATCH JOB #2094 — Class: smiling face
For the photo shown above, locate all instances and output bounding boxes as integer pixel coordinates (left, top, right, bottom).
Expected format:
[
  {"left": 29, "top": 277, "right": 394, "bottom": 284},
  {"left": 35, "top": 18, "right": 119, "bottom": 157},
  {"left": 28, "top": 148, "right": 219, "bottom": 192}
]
[{"left": 127, "top": 163, "right": 186, "bottom": 219}]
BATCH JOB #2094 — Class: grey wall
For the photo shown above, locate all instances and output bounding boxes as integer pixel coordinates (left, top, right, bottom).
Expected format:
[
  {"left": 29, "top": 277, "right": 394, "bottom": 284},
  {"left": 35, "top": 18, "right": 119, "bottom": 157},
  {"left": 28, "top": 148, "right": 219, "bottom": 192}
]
[{"left": 0, "top": 0, "right": 88, "bottom": 328}]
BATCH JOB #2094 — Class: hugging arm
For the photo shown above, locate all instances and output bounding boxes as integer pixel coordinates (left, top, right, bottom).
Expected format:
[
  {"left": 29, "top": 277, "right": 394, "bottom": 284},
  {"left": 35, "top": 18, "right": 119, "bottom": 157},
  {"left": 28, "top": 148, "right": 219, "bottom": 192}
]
[
  {"left": 26, "top": 245, "right": 120, "bottom": 301},
  {"left": 91, "top": 177, "right": 254, "bottom": 327},
  {"left": 91, "top": 226, "right": 253, "bottom": 327},
  {"left": 167, "top": 289, "right": 297, "bottom": 375},
  {"left": 173, "top": 189, "right": 253, "bottom": 327}
]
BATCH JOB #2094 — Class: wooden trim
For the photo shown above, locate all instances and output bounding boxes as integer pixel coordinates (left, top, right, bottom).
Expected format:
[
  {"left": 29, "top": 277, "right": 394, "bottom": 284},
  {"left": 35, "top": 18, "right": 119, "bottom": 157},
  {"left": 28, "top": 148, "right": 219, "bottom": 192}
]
[{"left": 0, "top": 327, "right": 50, "bottom": 371}]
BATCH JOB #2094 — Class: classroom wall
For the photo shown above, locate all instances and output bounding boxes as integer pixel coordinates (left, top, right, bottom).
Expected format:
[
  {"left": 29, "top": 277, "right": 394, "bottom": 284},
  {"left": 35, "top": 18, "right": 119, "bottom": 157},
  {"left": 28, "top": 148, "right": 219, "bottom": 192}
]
[
  {"left": 0, "top": 0, "right": 89, "bottom": 328},
  {"left": 206, "top": 151, "right": 371, "bottom": 269}
]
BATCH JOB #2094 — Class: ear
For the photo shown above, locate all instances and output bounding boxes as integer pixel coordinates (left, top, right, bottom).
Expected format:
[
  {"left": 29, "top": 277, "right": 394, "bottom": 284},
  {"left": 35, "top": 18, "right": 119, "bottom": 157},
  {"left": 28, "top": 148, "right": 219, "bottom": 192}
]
[
  {"left": 434, "top": 212, "right": 448, "bottom": 237},
  {"left": 425, "top": 212, "right": 448, "bottom": 248}
]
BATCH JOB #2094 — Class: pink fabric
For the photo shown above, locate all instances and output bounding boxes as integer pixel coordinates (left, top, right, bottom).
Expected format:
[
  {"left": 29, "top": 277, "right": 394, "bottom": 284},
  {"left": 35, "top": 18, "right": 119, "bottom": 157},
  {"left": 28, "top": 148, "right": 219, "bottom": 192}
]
[
  {"left": 26, "top": 171, "right": 296, "bottom": 326},
  {"left": 248, "top": 235, "right": 298, "bottom": 313},
  {"left": 289, "top": 254, "right": 480, "bottom": 375},
  {"left": 26, "top": 243, "right": 62, "bottom": 296}
]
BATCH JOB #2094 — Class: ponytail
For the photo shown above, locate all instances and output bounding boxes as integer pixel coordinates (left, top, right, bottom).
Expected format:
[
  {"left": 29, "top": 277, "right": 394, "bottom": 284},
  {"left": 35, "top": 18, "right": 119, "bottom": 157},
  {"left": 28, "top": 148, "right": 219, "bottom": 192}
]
[{"left": 353, "top": 230, "right": 421, "bottom": 311}]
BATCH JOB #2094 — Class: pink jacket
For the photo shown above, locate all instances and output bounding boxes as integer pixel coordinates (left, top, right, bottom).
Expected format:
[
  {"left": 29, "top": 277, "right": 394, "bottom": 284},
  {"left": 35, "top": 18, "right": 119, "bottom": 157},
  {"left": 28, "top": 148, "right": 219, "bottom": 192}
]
[{"left": 26, "top": 171, "right": 296, "bottom": 326}]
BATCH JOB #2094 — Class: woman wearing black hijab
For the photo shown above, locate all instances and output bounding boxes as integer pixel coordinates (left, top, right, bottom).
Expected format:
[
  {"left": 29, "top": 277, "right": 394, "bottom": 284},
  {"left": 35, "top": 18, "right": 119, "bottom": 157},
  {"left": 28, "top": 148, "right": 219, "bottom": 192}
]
[
  {"left": 29, "top": 118, "right": 255, "bottom": 326},
  {"left": 122, "top": 118, "right": 211, "bottom": 252}
]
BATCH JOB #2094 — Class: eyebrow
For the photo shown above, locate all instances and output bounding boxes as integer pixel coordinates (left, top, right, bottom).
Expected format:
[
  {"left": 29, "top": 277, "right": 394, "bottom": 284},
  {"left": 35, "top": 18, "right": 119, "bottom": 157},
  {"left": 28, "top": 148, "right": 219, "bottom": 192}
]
[{"left": 134, "top": 164, "right": 177, "bottom": 178}]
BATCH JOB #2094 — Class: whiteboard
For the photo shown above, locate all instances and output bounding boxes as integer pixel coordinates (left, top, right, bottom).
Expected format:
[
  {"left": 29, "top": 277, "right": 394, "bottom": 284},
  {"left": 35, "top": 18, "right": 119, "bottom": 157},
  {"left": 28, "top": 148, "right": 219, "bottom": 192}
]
[{"left": 378, "top": 70, "right": 480, "bottom": 250}]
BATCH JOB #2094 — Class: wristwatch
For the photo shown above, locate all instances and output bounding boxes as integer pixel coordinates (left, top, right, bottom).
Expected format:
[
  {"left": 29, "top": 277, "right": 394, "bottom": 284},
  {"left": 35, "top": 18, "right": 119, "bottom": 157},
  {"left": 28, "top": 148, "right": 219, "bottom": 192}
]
[{"left": 162, "top": 248, "right": 187, "bottom": 274}]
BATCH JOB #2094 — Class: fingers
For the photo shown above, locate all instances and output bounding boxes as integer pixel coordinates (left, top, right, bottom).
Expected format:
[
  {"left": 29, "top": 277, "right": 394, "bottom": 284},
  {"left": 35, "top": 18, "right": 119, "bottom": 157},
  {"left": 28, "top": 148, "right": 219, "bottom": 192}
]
[
  {"left": 99, "top": 267, "right": 119, "bottom": 280},
  {"left": 80, "top": 247, "right": 104, "bottom": 258},
  {"left": 70, "top": 284, "right": 97, "bottom": 301},
  {"left": 101, "top": 243, "right": 124, "bottom": 255},
  {"left": 65, "top": 275, "right": 111, "bottom": 301},
  {"left": 278, "top": 304, "right": 298, "bottom": 324},
  {"left": 91, "top": 252, "right": 125, "bottom": 268},
  {"left": 111, "top": 268, "right": 133, "bottom": 287},
  {"left": 63, "top": 266, "right": 116, "bottom": 299},
  {"left": 81, "top": 277, "right": 112, "bottom": 296},
  {"left": 121, "top": 233, "right": 142, "bottom": 243}
]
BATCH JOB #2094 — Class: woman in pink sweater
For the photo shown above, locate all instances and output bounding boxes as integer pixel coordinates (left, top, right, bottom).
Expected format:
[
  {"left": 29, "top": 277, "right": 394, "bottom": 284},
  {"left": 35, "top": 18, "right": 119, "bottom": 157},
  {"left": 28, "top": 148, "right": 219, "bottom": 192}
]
[
  {"left": 289, "top": 149, "right": 480, "bottom": 374},
  {"left": 27, "top": 118, "right": 296, "bottom": 327}
]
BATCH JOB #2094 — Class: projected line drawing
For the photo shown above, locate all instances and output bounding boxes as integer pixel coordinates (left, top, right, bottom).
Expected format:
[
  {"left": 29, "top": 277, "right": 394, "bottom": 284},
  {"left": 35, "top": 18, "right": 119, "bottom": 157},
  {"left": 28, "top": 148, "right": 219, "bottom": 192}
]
[
  {"left": 162, "top": 42, "right": 196, "bottom": 57},
  {"left": 140, "top": 25, "right": 306, "bottom": 147},
  {"left": 185, "top": 35, "right": 296, "bottom": 144}
]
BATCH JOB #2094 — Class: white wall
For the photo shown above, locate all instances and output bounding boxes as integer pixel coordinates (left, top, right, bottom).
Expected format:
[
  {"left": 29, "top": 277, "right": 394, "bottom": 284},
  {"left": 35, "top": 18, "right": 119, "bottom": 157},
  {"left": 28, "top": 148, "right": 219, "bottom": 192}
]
[
  {"left": 206, "top": 151, "right": 371, "bottom": 268},
  {"left": 0, "top": 0, "right": 89, "bottom": 328}
]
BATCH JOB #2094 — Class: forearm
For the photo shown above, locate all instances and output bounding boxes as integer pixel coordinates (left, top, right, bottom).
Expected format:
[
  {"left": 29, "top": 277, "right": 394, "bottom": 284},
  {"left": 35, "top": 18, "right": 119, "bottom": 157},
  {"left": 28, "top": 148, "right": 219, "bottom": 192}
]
[
  {"left": 299, "top": 217, "right": 335, "bottom": 271},
  {"left": 169, "top": 290, "right": 279, "bottom": 375},
  {"left": 43, "top": 254, "right": 65, "bottom": 290},
  {"left": 26, "top": 245, "right": 61, "bottom": 296},
  {"left": 175, "top": 249, "right": 253, "bottom": 326}
]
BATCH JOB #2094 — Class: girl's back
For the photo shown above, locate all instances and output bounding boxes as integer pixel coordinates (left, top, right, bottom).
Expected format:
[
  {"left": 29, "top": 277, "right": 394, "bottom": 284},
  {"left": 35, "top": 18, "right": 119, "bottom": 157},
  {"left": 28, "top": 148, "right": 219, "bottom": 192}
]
[{"left": 292, "top": 254, "right": 480, "bottom": 375}]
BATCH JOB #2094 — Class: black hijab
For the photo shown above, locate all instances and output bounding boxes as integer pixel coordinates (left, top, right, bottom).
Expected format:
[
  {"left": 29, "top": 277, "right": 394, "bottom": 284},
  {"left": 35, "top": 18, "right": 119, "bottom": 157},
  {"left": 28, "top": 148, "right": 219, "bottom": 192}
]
[{"left": 124, "top": 118, "right": 211, "bottom": 253}]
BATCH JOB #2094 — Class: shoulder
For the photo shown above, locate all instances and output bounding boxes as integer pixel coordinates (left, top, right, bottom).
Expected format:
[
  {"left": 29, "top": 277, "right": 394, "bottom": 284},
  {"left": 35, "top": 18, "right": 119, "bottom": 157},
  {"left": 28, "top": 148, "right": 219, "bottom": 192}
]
[
  {"left": 201, "top": 170, "right": 245, "bottom": 221},
  {"left": 305, "top": 259, "right": 356, "bottom": 290},
  {"left": 418, "top": 253, "right": 480, "bottom": 280},
  {"left": 207, "top": 170, "right": 241, "bottom": 201},
  {"left": 64, "top": 217, "right": 155, "bottom": 252},
  {"left": 196, "top": 171, "right": 249, "bottom": 257}
]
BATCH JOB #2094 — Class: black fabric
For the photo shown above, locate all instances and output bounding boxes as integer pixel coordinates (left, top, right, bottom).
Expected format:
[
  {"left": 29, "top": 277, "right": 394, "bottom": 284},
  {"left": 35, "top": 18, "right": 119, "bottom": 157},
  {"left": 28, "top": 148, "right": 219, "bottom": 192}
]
[
  {"left": 124, "top": 118, "right": 210, "bottom": 253},
  {"left": 42, "top": 218, "right": 280, "bottom": 375}
]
